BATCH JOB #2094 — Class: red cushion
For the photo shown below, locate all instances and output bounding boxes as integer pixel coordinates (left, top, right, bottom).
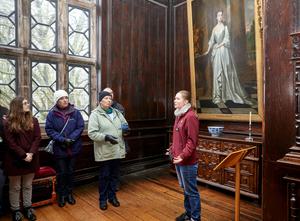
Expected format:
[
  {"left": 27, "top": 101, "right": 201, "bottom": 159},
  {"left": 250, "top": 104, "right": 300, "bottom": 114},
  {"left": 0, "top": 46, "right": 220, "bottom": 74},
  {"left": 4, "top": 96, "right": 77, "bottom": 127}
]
[{"left": 34, "top": 166, "right": 56, "bottom": 179}]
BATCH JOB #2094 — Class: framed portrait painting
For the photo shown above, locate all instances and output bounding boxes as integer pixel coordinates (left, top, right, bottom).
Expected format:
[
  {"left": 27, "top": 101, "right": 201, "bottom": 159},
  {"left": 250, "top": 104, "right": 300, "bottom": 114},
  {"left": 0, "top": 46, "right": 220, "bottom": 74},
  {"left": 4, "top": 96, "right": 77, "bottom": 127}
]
[{"left": 187, "top": 0, "right": 263, "bottom": 122}]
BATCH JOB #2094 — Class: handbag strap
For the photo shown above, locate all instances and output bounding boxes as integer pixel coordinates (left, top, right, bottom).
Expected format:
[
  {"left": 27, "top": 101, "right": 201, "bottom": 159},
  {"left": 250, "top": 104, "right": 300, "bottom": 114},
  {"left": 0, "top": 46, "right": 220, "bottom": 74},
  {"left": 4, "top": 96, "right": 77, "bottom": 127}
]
[{"left": 58, "top": 117, "right": 70, "bottom": 135}]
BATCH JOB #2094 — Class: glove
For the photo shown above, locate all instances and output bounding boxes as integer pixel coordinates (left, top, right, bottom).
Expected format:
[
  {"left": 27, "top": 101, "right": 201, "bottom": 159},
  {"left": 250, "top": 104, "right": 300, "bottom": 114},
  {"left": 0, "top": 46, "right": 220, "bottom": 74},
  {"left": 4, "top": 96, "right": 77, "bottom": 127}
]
[
  {"left": 63, "top": 138, "right": 75, "bottom": 146},
  {"left": 105, "top": 135, "right": 118, "bottom": 145}
]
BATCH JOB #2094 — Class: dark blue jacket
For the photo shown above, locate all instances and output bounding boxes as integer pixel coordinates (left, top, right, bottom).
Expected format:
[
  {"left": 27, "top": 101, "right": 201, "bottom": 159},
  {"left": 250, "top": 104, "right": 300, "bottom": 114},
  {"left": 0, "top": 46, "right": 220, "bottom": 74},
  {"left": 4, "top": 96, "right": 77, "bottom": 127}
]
[{"left": 45, "top": 104, "right": 84, "bottom": 158}]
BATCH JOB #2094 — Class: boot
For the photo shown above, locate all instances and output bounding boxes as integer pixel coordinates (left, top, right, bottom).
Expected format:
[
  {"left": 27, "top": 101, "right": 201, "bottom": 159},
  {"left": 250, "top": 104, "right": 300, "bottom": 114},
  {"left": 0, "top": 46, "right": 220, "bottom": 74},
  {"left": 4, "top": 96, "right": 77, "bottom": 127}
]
[
  {"left": 24, "top": 207, "right": 36, "bottom": 221},
  {"left": 99, "top": 202, "right": 107, "bottom": 210},
  {"left": 175, "top": 212, "right": 190, "bottom": 221},
  {"left": 58, "top": 195, "right": 66, "bottom": 207},
  {"left": 66, "top": 193, "right": 76, "bottom": 205},
  {"left": 108, "top": 197, "right": 120, "bottom": 207},
  {"left": 12, "top": 210, "right": 23, "bottom": 221}
]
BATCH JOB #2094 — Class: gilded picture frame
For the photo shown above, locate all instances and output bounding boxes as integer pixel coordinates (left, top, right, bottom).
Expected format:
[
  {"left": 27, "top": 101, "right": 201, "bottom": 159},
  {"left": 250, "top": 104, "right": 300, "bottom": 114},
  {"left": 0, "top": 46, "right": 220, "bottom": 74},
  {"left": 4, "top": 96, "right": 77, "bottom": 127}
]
[{"left": 187, "top": 0, "right": 263, "bottom": 122}]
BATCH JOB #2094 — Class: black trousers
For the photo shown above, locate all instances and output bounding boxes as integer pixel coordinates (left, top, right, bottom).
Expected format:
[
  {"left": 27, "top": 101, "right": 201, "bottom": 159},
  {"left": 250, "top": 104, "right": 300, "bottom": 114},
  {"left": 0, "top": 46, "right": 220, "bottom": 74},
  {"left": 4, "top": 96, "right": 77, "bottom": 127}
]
[
  {"left": 56, "top": 157, "right": 75, "bottom": 197},
  {"left": 98, "top": 159, "right": 120, "bottom": 204}
]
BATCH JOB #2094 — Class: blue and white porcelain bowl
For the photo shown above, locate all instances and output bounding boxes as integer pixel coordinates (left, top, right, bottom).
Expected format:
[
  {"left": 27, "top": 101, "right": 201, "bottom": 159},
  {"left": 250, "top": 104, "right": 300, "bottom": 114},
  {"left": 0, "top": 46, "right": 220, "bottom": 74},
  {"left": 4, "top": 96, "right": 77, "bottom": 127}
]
[{"left": 208, "top": 126, "right": 224, "bottom": 137}]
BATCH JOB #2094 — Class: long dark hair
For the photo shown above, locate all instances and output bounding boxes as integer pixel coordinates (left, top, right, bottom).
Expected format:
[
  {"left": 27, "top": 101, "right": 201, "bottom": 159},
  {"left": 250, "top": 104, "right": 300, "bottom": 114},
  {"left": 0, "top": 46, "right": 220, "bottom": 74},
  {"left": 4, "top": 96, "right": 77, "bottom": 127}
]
[{"left": 7, "top": 96, "right": 33, "bottom": 133}]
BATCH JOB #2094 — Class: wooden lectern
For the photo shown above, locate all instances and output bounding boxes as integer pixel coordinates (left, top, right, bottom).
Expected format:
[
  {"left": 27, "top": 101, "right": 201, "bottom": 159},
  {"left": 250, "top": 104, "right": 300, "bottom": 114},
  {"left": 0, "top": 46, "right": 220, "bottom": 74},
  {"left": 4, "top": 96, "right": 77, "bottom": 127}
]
[{"left": 213, "top": 146, "right": 256, "bottom": 221}]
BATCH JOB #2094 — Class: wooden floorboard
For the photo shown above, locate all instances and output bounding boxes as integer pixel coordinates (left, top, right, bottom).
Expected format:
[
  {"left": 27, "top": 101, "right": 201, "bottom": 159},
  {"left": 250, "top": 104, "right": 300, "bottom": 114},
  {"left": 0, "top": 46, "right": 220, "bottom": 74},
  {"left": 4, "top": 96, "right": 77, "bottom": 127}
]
[{"left": 0, "top": 165, "right": 262, "bottom": 221}]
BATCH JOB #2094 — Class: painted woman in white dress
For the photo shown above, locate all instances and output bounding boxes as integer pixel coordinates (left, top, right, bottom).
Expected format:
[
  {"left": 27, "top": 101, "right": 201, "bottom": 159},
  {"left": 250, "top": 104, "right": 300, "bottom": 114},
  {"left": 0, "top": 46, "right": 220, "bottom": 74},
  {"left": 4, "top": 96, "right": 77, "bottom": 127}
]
[{"left": 203, "top": 10, "right": 252, "bottom": 105}]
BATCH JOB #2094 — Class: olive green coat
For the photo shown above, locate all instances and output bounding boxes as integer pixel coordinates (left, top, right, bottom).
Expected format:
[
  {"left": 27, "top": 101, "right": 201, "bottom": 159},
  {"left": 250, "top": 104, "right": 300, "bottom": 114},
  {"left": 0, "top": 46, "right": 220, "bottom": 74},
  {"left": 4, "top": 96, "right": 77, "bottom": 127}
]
[{"left": 88, "top": 106, "right": 127, "bottom": 162}]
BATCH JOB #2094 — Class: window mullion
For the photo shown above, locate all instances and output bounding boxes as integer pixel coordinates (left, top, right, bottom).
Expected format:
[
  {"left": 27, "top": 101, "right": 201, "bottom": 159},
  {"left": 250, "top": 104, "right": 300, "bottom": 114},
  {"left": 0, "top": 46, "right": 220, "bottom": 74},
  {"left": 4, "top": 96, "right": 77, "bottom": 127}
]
[
  {"left": 18, "top": 0, "right": 30, "bottom": 99},
  {"left": 57, "top": 0, "right": 68, "bottom": 89}
]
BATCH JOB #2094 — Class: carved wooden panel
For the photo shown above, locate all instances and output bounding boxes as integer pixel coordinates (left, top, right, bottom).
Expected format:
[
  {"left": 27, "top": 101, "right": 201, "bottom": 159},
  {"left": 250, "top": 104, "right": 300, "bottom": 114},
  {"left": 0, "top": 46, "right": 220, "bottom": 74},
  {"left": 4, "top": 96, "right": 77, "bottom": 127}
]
[
  {"left": 197, "top": 135, "right": 261, "bottom": 198},
  {"left": 197, "top": 150, "right": 221, "bottom": 183},
  {"left": 198, "top": 139, "right": 222, "bottom": 151},
  {"left": 283, "top": 176, "right": 300, "bottom": 221},
  {"left": 223, "top": 160, "right": 257, "bottom": 193},
  {"left": 223, "top": 142, "right": 258, "bottom": 158}
]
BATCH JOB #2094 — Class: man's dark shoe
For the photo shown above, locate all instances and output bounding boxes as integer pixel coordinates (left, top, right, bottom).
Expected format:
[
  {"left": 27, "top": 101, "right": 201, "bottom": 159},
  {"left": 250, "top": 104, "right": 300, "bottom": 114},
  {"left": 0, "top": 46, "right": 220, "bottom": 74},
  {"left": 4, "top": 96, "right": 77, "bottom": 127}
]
[
  {"left": 108, "top": 197, "right": 120, "bottom": 207},
  {"left": 67, "top": 194, "right": 76, "bottom": 205},
  {"left": 58, "top": 195, "right": 66, "bottom": 207},
  {"left": 99, "top": 202, "right": 107, "bottom": 210},
  {"left": 12, "top": 210, "right": 23, "bottom": 221},
  {"left": 24, "top": 207, "right": 36, "bottom": 221},
  {"left": 175, "top": 212, "right": 190, "bottom": 221}
]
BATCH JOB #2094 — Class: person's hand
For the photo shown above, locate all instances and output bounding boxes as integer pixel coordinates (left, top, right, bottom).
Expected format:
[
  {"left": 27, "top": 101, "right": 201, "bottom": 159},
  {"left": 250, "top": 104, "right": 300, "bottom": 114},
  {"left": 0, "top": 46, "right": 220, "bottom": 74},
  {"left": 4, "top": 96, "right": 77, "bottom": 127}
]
[
  {"left": 216, "top": 43, "right": 224, "bottom": 49},
  {"left": 173, "top": 156, "right": 183, "bottom": 164},
  {"left": 201, "top": 50, "right": 209, "bottom": 56},
  {"left": 165, "top": 148, "right": 173, "bottom": 161},
  {"left": 64, "top": 138, "right": 75, "bottom": 146},
  {"left": 61, "top": 138, "right": 75, "bottom": 148},
  {"left": 24, "top": 153, "right": 33, "bottom": 162},
  {"left": 165, "top": 148, "right": 171, "bottom": 156},
  {"left": 105, "top": 135, "right": 118, "bottom": 145}
]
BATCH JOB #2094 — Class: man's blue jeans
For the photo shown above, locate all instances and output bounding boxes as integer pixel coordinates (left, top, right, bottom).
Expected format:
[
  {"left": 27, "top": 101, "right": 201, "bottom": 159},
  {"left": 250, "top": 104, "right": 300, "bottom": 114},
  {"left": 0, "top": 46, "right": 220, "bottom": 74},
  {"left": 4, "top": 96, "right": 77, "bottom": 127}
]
[{"left": 175, "top": 163, "right": 201, "bottom": 221}]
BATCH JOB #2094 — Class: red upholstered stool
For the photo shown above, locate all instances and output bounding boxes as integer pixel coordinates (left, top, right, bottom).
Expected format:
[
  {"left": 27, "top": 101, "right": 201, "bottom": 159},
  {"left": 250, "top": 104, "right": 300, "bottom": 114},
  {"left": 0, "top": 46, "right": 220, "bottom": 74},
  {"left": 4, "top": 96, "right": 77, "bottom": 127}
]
[{"left": 32, "top": 166, "right": 56, "bottom": 207}]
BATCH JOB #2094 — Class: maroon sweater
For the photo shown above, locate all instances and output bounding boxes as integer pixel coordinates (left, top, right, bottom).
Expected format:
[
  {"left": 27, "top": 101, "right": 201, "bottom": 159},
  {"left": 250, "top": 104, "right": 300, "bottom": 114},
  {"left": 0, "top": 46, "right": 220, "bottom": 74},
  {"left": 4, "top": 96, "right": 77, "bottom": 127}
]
[
  {"left": 171, "top": 108, "right": 199, "bottom": 165},
  {"left": 3, "top": 117, "right": 41, "bottom": 176}
]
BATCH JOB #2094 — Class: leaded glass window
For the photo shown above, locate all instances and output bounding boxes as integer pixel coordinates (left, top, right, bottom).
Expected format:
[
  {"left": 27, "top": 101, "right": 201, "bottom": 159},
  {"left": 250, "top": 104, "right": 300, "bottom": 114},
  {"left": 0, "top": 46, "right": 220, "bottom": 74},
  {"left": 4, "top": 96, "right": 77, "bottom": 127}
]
[
  {"left": 68, "top": 6, "right": 90, "bottom": 57},
  {"left": 68, "top": 65, "right": 90, "bottom": 121},
  {"left": 0, "top": 0, "right": 98, "bottom": 123},
  {"left": 0, "top": 0, "right": 16, "bottom": 46},
  {"left": 31, "top": 61, "right": 57, "bottom": 122},
  {"left": 31, "top": 0, "right": 57, "bottom": 52},
  {"left": 0, "top": 57, "right": 16, "bottom": 107}
]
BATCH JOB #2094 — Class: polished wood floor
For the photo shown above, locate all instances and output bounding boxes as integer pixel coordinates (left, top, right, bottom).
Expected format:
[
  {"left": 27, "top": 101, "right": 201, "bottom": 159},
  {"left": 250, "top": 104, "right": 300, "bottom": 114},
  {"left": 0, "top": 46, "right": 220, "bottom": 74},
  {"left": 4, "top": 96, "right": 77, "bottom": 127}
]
[{"left": 0, "top": 166, "right": 261, "bottom": 221}]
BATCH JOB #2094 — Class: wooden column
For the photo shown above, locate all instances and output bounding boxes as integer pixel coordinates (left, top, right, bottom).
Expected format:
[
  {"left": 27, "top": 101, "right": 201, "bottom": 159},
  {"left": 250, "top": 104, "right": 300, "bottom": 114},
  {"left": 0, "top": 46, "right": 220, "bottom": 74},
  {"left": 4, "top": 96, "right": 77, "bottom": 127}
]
[{"left": 278, "top": 32, "right": 300, "bottom": 166}]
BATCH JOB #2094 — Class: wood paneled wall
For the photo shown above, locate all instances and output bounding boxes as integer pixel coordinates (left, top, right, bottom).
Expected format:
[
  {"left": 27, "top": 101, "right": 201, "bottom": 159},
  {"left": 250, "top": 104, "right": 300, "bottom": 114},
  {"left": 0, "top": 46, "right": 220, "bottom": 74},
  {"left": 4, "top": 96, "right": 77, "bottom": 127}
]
[
  {"left": 101, "top": 0, "right": 169, "bottom": 122},
  {"left": 171, "top": 0, "right": 191, "bottom": 93},
  {"left": 263, "top": 0, "right": 300, "bottom": 220},
  {"left": 75, "top": 0, "right": 172, "bottom": 179},
  {"left": 100, "top": 0, "right": 171, "bottom": 155}
]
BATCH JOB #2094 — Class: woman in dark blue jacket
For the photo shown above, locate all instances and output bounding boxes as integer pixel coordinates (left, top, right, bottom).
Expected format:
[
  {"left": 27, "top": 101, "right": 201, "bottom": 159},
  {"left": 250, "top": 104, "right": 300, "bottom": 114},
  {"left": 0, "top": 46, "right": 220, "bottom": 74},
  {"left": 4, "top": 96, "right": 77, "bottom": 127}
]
[{"left": 45, "top": 90, "right": 84, "bottom": 208}]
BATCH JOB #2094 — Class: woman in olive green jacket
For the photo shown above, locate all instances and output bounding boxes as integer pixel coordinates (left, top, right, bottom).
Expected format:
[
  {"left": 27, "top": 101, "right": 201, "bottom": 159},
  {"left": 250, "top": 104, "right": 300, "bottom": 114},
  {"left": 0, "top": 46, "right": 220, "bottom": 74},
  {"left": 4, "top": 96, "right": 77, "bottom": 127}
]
[{"left": 88, "top": 91, "right": 128, "bottom": 211}]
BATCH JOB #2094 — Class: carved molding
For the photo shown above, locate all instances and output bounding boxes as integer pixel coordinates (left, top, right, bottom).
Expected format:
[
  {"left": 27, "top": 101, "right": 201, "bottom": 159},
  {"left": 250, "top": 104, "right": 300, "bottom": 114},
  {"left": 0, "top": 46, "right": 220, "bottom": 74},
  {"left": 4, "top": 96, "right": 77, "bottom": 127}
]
[
  {"left": 283, "top": 176, "right": 300, "bottom": 220},
  {"left": 291, "top": 33, "right": 300, "bottom": 60}
]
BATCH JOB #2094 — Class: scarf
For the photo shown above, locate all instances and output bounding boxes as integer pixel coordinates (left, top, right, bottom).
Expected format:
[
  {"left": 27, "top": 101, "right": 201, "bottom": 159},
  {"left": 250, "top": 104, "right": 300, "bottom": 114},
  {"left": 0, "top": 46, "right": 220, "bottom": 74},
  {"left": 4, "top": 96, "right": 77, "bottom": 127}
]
[{"left": 174, "top": 103, "right": 191, "bottom": 117}]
